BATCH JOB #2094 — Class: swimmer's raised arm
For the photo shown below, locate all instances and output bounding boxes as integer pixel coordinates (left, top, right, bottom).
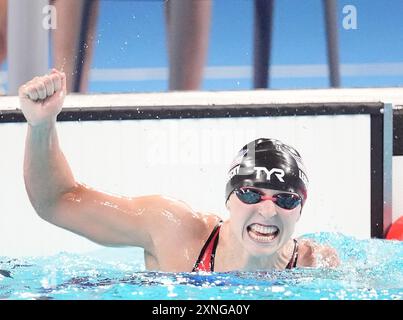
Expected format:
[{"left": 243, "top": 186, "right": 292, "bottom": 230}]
[
  {"left": 20, "top": 69, "right": 75, "bottom": 215},
  {"left": 19, "top": 70, "right": 202, "bottom": 255}
]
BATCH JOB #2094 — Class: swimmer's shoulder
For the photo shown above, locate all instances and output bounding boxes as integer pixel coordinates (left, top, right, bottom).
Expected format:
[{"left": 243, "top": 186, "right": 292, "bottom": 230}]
[
  {"left": 296, "top": 238, "right": 340, "bottom": 268},
  {"left": 140, "top": 194, "right": 221, "bottom": 240},
  {"left": 141, "top": 195, "right": 222, "bottom": 266}
]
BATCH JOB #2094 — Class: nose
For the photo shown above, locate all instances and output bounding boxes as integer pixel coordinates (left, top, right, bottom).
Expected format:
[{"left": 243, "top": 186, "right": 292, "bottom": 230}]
[{"left": 257, "top": 198, "right": 277, "bottom": 218}]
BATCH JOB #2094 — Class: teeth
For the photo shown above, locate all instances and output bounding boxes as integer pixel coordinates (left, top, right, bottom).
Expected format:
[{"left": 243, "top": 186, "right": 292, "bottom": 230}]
[
  {"left": 248, "top": 231, "right": 277, "bottom": 242},
  {"left": 249, "top": 224, "right": 279, "bottom": 235},
  {"left": 247, "top": 224, "right": 279, "bottom": 243}
]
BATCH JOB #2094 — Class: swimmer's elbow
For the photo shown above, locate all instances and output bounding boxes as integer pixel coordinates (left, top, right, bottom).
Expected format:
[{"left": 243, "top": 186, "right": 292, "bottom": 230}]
[
  {"left": 32, "top": 184, "right": 81, "bottom": 225},
  {"left": 29, "top": 195, "right": 62, "bottom": 224},
  {"left": 36, "top": 205, "right": 65, "bottom": 226}
]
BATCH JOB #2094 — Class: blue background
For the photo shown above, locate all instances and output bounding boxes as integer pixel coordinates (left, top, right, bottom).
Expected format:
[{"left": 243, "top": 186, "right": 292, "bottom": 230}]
[{"left": 5, "top": 0, "right": 403, "bottom": 93}]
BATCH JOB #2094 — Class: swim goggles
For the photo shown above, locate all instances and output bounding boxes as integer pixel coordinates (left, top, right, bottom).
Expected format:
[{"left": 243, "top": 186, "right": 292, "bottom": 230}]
[{"left": 235, "top": 187, "right": 301, "bottom": 210}]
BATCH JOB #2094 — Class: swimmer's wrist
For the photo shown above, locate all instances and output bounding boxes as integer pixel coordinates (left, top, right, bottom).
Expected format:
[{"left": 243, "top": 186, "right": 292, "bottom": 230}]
[{"left": 28, "top": 118, "right": 57, "bottom": 131}]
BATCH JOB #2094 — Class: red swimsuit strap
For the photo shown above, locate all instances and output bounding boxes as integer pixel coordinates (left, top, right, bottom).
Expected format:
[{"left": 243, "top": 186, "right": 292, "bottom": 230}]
[
  {"left": 192, "top": 221, "right": 223, "bottom": 272},
  {"left": 286, "top": 239, "right": 299, "bottom": 269}
]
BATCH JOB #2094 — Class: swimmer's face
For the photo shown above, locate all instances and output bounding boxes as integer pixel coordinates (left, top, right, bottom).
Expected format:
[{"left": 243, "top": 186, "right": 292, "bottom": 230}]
[{"left": 226, "top": 187, "right": 301, "bottom": 256}]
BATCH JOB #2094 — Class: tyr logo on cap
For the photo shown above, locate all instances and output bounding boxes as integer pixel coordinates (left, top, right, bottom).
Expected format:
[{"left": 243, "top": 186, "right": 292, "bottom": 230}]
[{"left": 255, "top": 167, "right": 285, "bottom": 182}]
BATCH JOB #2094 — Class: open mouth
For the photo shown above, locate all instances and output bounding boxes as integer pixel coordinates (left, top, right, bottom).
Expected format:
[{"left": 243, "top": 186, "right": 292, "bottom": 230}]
[{"left": 247, "top": 223, "right": 280, "bottom": 243}]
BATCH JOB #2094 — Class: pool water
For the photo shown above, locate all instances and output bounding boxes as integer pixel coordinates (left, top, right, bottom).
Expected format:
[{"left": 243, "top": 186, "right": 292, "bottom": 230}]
[{"left": 1, "top": 233, "right": 402, "bottom": 300}]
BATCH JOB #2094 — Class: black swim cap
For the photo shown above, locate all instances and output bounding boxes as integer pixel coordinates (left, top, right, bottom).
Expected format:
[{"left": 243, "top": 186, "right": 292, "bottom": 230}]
[{"left": 225, "top": 138, "right": 308, "bottom": 206}]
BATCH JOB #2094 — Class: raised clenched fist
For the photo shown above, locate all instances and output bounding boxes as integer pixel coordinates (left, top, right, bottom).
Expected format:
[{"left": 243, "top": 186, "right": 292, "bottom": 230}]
[{"left": 19, "top": 69, "right": 67, "bottom": 126}]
